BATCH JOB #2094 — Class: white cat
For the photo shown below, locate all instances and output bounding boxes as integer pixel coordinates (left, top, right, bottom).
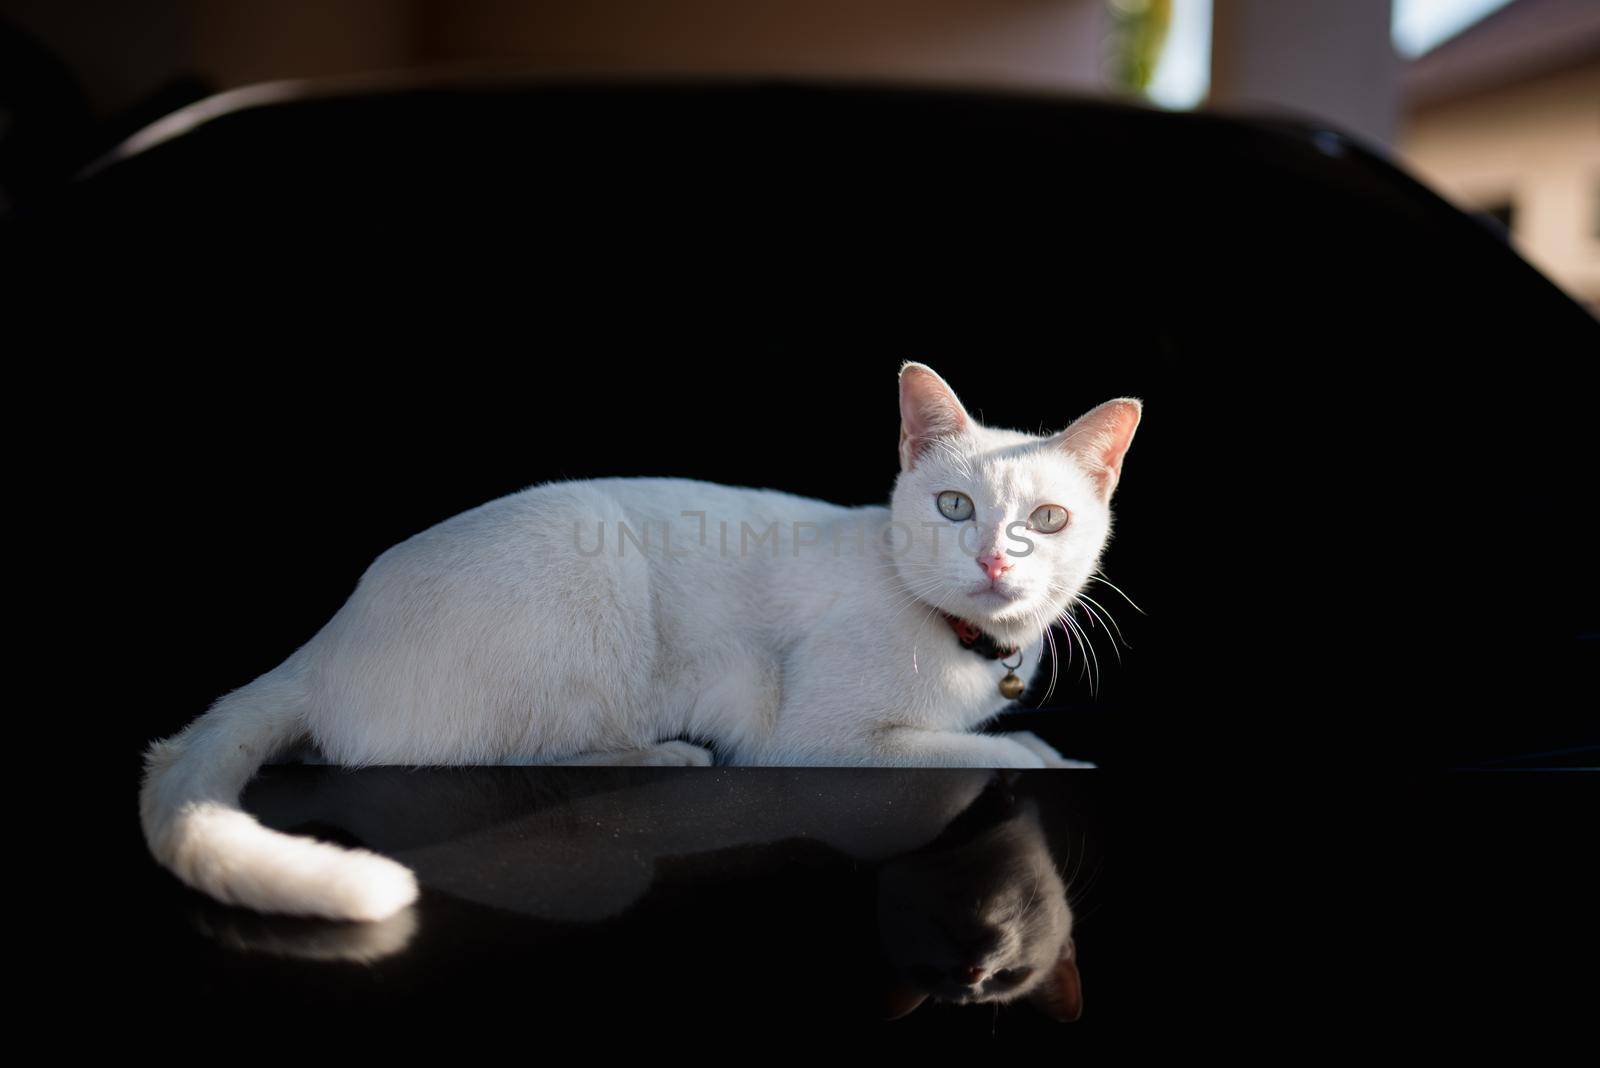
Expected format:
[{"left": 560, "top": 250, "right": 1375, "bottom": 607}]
[{"left": 140, "top": 363, "right": 1140, "bottom": 922}]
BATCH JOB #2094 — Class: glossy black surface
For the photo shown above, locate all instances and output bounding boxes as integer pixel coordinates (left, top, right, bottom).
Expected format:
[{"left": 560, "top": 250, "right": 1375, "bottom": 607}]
[
  {"left": 129, "top": 766, "right": 1110, "bottom": 1033},
  {"left": 105, "top": 766, "right": 1600, "bottom": 1037}
]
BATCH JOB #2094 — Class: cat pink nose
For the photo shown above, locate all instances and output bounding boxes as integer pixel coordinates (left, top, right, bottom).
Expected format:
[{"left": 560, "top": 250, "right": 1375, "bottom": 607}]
[
  {"left": 963, "top": 966, "right": 986, "bottom": 985},
  {"left": 977, "top": 552, "right": 1012, "bottom": 582}
]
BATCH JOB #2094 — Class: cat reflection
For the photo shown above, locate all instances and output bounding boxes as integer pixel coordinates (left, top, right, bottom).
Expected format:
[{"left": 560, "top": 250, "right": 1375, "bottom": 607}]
[
  {"left": 188, "top": 766, "right": 1086, "bottom": 1021},
  {"left": 878, "top": 791, "right": 1082, "bottom": 1021},
  {"left": 190, "top": 900, "right": 418, "bottom": 964}
]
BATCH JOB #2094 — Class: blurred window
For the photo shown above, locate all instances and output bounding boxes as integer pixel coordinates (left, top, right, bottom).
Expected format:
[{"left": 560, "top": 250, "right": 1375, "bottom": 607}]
[{"left": 1393, "top": 0, "right": 1516, "bottom": 57}]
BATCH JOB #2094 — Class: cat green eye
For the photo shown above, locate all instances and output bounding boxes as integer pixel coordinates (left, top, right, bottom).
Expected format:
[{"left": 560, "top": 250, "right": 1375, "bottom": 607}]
[
  {"left": 1030, "top": 504, "right": 1069, "bottom": 534},
  {"left": 936, "top": 491, "right": 974, "bottom": 522}
]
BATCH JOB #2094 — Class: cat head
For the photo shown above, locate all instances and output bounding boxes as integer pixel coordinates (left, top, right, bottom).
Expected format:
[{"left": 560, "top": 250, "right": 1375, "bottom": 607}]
[
  {"left": 890, "top": 362, "right": 1140, "bottom": 643},
  {"left": 876, "top": 796, "right": 1083, "bottom": 1021}
]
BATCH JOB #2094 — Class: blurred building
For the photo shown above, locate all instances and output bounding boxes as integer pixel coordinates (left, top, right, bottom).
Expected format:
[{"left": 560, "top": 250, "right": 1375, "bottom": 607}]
[
  {"left": 4, "top": 0, "right": 1596, "bottom": 308},
  {"left": 1, "top": 0, "right": 1116, "bottom": 111},
  {"left": 1396, "top": 0, "right": 1600, "bottom": 308},
  {"left": 1209, "top": 0, "right": 1399, "bottom": 146}
]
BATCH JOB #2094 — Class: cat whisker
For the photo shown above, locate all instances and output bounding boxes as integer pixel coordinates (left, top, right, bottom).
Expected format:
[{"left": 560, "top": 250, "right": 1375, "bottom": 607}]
[
  {"left": 1021, "top": 875, "right": 1042, "bottom": 919},
  {"left": 1066, "top": 855, "right": 1107, "bottom": 928},
  {"left": 1062, "top": 835, "right": 1094, "bottom": 907},
  {"left": 880, "top": 580, "right": 947, "bottom": 618},
  {"left": 1075, "top": 592, "right": 1127, "bottom": 646},
  {"left": 1074, "top": 596, "right": 1123, "bottom": 666},
  {"left": 876, "top": 570, "right": 962, "bottom": 674},
  {"left": 1061, "top": 610, "right": 1099, "bottom": 695},
  {"left": 1065, "top": 831, "right": 1104, "bottom": 909},
  {"left": 1089, "top": 570, "right": 1145, "bottom": 615},
  {"left": 1044, "top": 593, "right": 1105, "bottom": 694},
  {"left": 1040, "top": 618, "right": 1060, "bottom": 706}
]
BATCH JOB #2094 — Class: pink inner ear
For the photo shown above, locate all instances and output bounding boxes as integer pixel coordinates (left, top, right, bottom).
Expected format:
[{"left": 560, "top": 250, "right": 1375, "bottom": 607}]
[
  {"left": 1033, "top": 938, "right": 1084, "bottom": 1022},
  {"left": 883, "top": 986, "right": 930, "bottom": 1021},
  {"left": 899, "top": 365, "right": 970, "bottom": 469},
  {"left": 1055, "top": 399, "right": 1141, "bottom": 496}
]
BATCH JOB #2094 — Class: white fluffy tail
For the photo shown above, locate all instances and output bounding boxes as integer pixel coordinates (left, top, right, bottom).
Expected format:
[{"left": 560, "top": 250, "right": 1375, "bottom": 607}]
[{"left": 139, "top": 672, "right": 418, "bottom": 922}]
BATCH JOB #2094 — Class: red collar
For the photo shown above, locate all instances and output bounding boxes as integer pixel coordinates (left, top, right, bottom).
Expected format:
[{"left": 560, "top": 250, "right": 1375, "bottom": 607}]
[{"left": 941, "top": 613, "right": 1021, "bottom": 661}]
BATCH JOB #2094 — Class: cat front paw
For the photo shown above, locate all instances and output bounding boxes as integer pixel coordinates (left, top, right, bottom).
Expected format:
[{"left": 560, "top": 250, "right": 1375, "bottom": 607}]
[
  {"left": 1004, "top": 731, "right": 1096, "bottom": 769},
  {"left": 640, "top": 740, "right": 716, "bottom": 766}
]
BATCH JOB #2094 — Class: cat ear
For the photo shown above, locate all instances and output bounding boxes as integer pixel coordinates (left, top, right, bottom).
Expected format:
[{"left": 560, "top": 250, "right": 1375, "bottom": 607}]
[
  {"left": 1050, "top": 398, "right": 1141, "bottom": 499},
  {"left": 883, "top": 985, "right": 930, "bottom": 1021},
  {"left": 899, "top": 363, "right": 971, "bottom": 471},
  {"left": 1031, "top": 938, "right": 1084, "bottom": 1022}
]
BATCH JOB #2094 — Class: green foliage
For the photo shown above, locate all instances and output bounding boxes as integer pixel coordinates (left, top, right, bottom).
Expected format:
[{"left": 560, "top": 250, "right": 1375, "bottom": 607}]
[{"left": 1106, "top": 0, "right": 1174, "bottom": 93}]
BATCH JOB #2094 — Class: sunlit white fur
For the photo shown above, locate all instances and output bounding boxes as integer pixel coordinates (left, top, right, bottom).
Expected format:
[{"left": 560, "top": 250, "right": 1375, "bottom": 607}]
[{"left": 141, "top": 364, "right": 1139, "bottom": 921}]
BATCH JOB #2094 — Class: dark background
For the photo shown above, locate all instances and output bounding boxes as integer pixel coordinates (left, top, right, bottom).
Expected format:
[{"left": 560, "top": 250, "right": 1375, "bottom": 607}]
[
  {"left": 8, "top": 81, "right": 1597, "bottom": 1036},
  {"left": 14, "top": 80, "right": 1593, "bottom": 768}
]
